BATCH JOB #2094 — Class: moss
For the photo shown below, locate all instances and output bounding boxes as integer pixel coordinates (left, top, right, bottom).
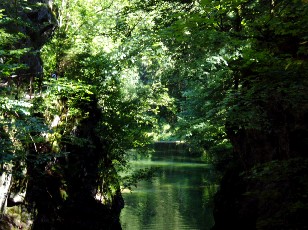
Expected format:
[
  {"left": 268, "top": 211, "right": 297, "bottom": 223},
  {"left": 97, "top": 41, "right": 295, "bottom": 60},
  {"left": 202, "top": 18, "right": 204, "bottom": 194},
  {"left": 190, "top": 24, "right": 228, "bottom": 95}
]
[{"left": 0, "top": 206, "right": 33, "bottom": 230}]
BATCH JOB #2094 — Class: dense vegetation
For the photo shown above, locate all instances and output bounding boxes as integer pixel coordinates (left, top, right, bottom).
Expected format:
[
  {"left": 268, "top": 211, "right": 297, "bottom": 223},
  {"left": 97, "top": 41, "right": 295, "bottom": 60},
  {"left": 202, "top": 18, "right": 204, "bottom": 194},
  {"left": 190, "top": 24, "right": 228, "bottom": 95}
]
[{"left": 1, "top": 0, "right": 307, "bottom": 229}]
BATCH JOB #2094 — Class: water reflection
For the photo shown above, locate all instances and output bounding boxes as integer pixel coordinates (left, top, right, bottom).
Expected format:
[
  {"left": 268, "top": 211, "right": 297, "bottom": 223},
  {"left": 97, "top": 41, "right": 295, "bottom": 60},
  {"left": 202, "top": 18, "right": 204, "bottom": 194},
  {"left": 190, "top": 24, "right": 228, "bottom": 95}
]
[{"left": 120, "top": 150, "right": 218, "bottom": 230}]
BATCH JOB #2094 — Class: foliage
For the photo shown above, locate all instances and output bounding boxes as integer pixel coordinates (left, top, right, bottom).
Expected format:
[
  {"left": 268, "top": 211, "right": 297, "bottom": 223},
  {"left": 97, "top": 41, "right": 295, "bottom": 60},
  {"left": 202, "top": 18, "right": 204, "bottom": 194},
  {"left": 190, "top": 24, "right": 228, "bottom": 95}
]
[
  {"left": 38, "top": 0, "right": 176, "bottom": 201},
  {"left": 121, "top": 167, "right": 157, "bottom": 191},
  {"left": 0, "top": 7, "right": 51, "bottom": 177},
  {"left": 0, "top": 10, "right": 29, "bottom": 79},
  {"left": 0, "top": 97, "right": 50, "bottom": 181},
  {"left": 243, "top": 158, "right": 308, "bottom": 230},
  {"left": 123, "top": 0, "right": 308, "bottom": 163},
  {"left": 1, "top": 0, "right": 308, "bottom": 227}
]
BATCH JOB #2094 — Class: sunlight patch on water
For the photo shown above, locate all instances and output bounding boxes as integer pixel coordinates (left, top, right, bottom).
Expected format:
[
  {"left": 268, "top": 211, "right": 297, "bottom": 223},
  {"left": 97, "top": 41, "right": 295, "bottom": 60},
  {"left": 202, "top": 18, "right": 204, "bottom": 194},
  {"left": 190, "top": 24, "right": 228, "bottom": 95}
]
[{"left": 129, "top": 160, "right": 212, "bottom": 168}]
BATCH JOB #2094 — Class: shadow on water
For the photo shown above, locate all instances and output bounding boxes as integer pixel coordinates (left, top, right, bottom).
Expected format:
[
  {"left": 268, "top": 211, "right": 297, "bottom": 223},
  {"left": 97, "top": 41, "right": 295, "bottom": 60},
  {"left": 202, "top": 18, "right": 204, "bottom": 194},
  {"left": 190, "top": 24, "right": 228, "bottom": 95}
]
[{"left": 120, "top": 143, "right": 218, "bottom": 230}]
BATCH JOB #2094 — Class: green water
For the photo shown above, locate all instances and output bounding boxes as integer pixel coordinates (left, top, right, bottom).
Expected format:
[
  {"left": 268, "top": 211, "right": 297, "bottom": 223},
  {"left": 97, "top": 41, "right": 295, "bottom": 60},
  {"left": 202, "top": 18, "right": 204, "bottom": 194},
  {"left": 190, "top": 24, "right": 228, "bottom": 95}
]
[{"left": 120, "top": 151, "right": 218, "bottom": 230}]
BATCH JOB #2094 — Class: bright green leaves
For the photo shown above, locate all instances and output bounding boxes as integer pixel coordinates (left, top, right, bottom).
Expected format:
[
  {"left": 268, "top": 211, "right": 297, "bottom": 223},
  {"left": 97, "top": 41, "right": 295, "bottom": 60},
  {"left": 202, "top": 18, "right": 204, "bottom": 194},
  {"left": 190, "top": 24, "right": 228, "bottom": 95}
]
[
  {"left": 136, "top": 0, "right": 308, "bottom": 162},
  {"left": 37, "top": 0, "right": 307, "bottom": 198},
  {"left": 97, "top": 75, "right": 172, "bottom": 154},
  {"left": 39, "top": 0, "right": 177, "bottom": 199},
  {"left": 44, "top": 78, "right": 95, "bottom": 120},
  {"left": 0, "top": 27, "right": 29, "bottom": 76},
  {"left": 0, "top": 97, "right": 50, "bottom": 170}
]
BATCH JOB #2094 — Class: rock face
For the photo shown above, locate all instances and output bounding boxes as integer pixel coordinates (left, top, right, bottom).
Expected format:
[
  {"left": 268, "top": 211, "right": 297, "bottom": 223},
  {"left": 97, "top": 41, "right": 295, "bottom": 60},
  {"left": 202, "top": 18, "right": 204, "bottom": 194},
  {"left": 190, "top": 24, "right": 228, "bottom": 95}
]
[
  {"left": 0, "top": 0, "right": 55, "bottom": 215},
  {"left": 212, "top": 158, "right": 308, "bottom": 230},
  {"left": 26, "top": 94, "right": 122, "bottom": 230},
  {"left": 0, "top": 0, "right": 56, "bottom": 92},
  {"left": 212, "top": 79, "right": 308, "bottom": 229},
  {"left": 0, "top": 1, "right": 56, "bottom": 228}
]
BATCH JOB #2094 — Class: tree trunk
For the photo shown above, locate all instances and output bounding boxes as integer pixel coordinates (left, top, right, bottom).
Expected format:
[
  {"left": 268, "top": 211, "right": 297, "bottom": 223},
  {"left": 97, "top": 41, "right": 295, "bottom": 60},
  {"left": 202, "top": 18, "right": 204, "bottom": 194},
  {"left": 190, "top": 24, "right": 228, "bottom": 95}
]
[{"left": 0, "top": 166, "right": 12, "bottom": 214}]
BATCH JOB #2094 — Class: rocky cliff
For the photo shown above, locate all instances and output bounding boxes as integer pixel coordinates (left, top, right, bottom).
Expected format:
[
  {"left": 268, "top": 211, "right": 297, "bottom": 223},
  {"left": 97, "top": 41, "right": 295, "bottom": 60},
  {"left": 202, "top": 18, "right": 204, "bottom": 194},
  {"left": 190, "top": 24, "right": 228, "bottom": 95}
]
[{"left": 0, "top": 1, "right": 123, "bottom": 229}]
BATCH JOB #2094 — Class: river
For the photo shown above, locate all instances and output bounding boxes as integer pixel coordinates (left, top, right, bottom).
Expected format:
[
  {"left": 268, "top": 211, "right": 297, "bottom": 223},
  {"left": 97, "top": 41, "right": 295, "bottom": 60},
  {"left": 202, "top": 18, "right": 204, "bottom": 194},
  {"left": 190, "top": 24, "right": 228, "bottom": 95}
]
[{"left": 120, "top": 146, "right": 218, "bottom": 230}]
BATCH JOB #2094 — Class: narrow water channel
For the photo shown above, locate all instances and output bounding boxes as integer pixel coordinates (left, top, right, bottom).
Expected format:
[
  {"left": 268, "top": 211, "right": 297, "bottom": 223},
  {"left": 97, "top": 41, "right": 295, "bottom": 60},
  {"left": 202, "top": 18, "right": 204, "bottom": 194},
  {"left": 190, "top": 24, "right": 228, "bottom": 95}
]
[{"left": 120, "top": 147, "right": 218, "bottom": 230}]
